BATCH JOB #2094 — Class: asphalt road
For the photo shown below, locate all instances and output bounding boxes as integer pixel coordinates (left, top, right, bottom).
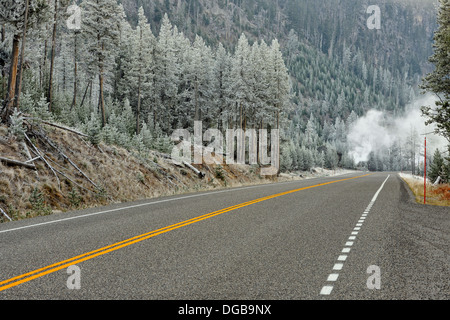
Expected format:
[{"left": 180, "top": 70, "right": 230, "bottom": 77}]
[{"left": 0, "top": 172, "right": 448, "bottom": 300}]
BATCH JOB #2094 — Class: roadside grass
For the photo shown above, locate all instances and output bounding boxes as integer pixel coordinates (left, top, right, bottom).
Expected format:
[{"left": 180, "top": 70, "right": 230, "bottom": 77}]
[{"left": 399, "top": 173, "right": 450, "bottom": 207}]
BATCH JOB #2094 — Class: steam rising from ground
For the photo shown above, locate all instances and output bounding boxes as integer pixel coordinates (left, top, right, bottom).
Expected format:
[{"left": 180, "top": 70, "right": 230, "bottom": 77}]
[{"left": 348, "top": 94, "right": 448, "bottom": 164}]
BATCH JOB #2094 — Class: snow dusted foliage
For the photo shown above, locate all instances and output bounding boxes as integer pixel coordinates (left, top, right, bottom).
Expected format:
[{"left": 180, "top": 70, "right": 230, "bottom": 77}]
[
  {"left": 213, "top": 43, "right": 232, "bottom": 130},
  {"left": 81, "top": 0, "right": 121, "bottom": 69},
  {"left": 0, "top": 0, "right": 27, "bottom": 25},
  {"left": 153, "top": 14, "right": 178, "bottom": 130},
  {"left": 0, "top": 0, "right": 48, "bottom": 34},
  {"left": 112, "top": 6, "right": 156, "bottom": 135},
  {"left": 0, "top": 3, "right": 291, "bottom": 163},
  {"left": 81, "top": 0, "right": 121, "bottom": 127},
  {"left": 109, "top": 11, "right": 290, "bottom": 140},
  {"left": 8, "top": 107, "right": 25, "bottom": 140},
  {"left": 268, "top": 39, "right": 291, "bottom": 122}
]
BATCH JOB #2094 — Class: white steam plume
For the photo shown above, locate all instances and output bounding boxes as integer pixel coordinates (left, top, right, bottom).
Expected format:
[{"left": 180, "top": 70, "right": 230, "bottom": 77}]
[{"left": 348, "top": 94, "right": 448, "bottom": 163}]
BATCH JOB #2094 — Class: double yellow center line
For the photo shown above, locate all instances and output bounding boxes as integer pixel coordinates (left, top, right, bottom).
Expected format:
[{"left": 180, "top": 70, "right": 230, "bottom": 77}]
[{"left": 0, "top": 173, "right": 372, "bottom": 292}]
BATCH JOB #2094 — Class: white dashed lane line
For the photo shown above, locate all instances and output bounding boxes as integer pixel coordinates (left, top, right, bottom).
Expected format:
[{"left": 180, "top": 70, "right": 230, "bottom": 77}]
[{"left": 319, "top": 175, "right": 390, "bottom": 296}]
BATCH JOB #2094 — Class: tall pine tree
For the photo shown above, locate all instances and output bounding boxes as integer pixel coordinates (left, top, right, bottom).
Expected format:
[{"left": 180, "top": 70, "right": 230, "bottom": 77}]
[
  {"left": 421, "top": 0, "right": 450, "bottom": 143},
  {"left": 81, "top": 0, "right": 121, "bottom": 128}
]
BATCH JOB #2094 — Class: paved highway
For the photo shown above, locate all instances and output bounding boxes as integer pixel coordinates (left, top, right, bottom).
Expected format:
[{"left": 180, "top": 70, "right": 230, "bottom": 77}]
[{"left": 0, "top": 172, "right": 448, "bottom": 300}]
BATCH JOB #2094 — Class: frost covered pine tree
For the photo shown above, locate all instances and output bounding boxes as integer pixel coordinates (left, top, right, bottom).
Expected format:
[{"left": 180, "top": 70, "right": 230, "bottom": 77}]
[
  {"left": 346, "top": 110, "right": 358, "bottom": 129},
  {"left": 86, "top": 111, "right": 101, "bottom": 146},
  {"left": 171, "top": 26, "right": 193, "bottom": 129},
  {"left": 127, "top": 7, "right": 155, "bottom": 135},
  {"left": 227, "top": 33, "right": 254, "bottom": 163},
  {"left": 267, "top": 39, "right": 290, "bottom": 172},
  {"left": 251, "top": 40, "right": 271, "bottom": 130},
  {"left": 139, "top": 121, "right": 153, "bottom": 150},
  {"left": 118, "top": 98, "right": 136, "bottom": 137},
  {"left": 153, "top": 13, "right": 179, "bottom": 133},
  {"left": 268, "top": 38, "right": 291, "bottom": 130},
  {"left": 428, "top": 149, "right": 446, "bottom": 183},
  {"left": 213, "top": 43, "right": 231, "bottom": 131},
  {"left": 421, "top": 0, "right": 450, "bottom": 143},
  {"left": 228, "top": 33, "right": 252, "bottom": 131},
  {"left": 191, "top": 35, "right": 215, "bottom": 126},
  {"left": 81, "top": 0, "right": 121, "bottom": 128},
  {"left": 304, "top": 114, "right": 319, "bottom": 149},
  {"left": 8, "top": 107, "right": 25, "bottom": 139}
]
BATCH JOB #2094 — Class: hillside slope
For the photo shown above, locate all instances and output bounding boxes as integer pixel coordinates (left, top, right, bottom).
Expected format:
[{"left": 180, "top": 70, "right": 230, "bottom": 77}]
[{"left": 120, "top": 0, "right": 437, "bottom": 87}]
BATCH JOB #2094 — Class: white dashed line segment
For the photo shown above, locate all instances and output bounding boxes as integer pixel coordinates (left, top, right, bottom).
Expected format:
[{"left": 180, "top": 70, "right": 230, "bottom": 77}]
[
  {"left": 320, "top": 286, "right": 334, "bottom": 295},
  {"left": 327, "top": 274, "right": 339, "bottom": 282}
]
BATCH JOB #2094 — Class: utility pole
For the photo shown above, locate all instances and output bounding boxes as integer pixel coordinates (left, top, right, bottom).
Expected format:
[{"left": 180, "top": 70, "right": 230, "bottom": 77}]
[
  {"left": 420, "top": 132, "right": 433, "bottom": 204},
  {"left": 424, "top": 137, "right": 427, "bottom": 204}
]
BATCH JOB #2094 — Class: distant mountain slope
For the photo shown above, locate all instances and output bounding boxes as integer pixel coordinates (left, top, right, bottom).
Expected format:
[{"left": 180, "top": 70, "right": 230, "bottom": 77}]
[{"left": 119, "top": 0, "right": 437, "bottom": 86}]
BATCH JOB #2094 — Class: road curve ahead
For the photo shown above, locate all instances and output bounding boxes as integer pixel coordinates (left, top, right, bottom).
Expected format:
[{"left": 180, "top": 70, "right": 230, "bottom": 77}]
[{"left": 0, "top": 172, "right": 448, "bottom": 300}]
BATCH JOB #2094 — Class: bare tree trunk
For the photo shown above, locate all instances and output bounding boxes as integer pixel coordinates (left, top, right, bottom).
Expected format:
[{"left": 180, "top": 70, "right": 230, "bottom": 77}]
[
  {"left": 62, "top": 55, "right": 66, "bottom": 93},
  {"left": 194, "top": 78, "right": 199, "bottom": 121},
  {"left": 15, "top": 0, "right": 30, "bottom": 110},
  {"left": 71, "top": 32, "right": 78, "bottom": 110},
  {"left": 97, "top": 24, "right": 106, "bottom": 127},
  {"left": 42, "top": 39, "right": 48, "bottom": 88},
  {"left": 137, "top": 74, "right": 141, "bottom": 134},
  {"left": 47, "top": 0, "right": 58, "bottom": 113},
  {"left": 40, "top": 0, "right": 52, "bottom": 90},
  {"left": 89, "top": 76, "right": 93, "bottom": 106},
  {"left": 1, "top": 25, "right": 6, "bottom": 100},
  {"left": 1, "top": 34, "right": 20, "bottom": 123},
  {"left": 276, "top": 108, "right": 280, "bottom": 175},
  {"left": 239, "top": 102, "right": 245, "bottom": 162},
  {"left": 79, "top": 79, "right": 91, "bottom": 110},
  {"left": 257, "top": 118, "right": 263, "bottom": 164},
  {"left": 0, "top": 156, "right": 37, "bottom": 170},
  {"left": 136, "top": 25, "right": 142, "bottom": 135},
  {"left": 239, "top": 102, "right": 243, "bottom": 130},
  {"left": 99, "top": 72, "right": 106, "bottom": 127}
]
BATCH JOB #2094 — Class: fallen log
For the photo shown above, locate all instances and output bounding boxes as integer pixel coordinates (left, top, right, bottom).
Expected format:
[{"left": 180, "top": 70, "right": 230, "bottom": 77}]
[
  {"left": 0, "top": 156, "right": 37, "bottom": 170},
  {"left": 183, "top": 161, "right": 205, "bottom": 179},
  {"left": 24, "top": 132, "right": 61, "bottom": 190},
  {"left": 20, "top": 141, "right": 38, "bottom": 177},
  {"left": 0, "top": 207, "right": 12, "bottom": 222},
  {"left": 23, "top": 117, "right": 88, "bottom": 138},
  {"left": 42, "top": 121, "right": 88, "bottom": 138},
  {"left": 169, "top": 159, "right": 184, "bottom": 168}
]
